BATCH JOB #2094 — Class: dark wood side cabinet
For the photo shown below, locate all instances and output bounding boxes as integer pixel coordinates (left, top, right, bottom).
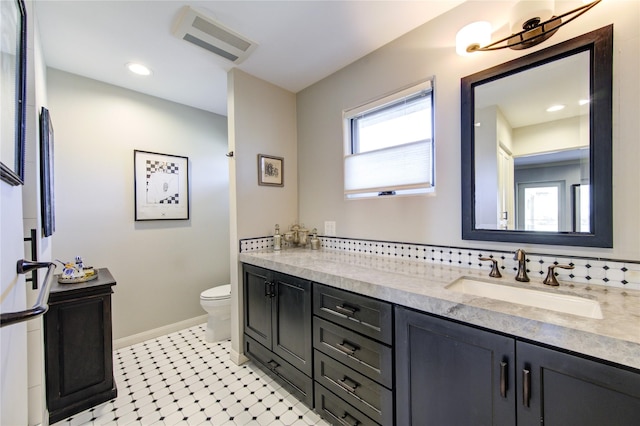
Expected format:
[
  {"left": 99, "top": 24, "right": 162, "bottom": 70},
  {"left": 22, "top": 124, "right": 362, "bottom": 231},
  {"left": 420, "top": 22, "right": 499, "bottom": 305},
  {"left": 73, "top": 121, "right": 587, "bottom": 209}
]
[
  {"left": 44, "top": 268, "right": 117, "bottom": 424},
  {"left": 243, "top": 264, "right": 313, "bottom": 406},
  {"left": 396, "top": 306, "right": 640, "bottom": 426}
]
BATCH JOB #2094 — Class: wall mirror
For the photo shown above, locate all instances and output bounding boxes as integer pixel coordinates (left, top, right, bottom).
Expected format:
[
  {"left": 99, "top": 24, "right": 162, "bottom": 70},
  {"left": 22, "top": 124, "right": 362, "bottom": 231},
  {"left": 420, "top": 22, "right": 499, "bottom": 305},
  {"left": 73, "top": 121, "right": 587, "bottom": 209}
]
[
  {"left": 461, "top": 25, "right": 613, "bottom": 247},
  {"left": 0, "top": 0, "right": 27, "bottom": 186}
]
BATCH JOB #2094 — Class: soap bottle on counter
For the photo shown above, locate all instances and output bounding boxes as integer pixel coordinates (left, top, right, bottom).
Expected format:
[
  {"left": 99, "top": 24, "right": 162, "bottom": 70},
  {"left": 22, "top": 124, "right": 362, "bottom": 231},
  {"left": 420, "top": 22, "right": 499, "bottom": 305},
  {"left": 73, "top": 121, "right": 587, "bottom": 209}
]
[
  {"left": 273, "top": 224, "right": 282, "bottom": 251},
  {"left": 310, "top": 228, "right": 320, "bottom": 250}
]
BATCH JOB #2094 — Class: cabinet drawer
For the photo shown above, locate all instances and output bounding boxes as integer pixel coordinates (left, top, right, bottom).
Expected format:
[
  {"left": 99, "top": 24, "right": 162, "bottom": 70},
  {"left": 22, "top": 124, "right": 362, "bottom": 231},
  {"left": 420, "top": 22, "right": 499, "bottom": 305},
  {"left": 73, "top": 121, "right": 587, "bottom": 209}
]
[
  {"left": 314, "top": 351, "right": 393, "bottom": 425},
  {"left": 315, "top": 383, "right": 379, "bottom": 426},
  {"left": 313, "top": 284, "right": 392, "bottom": 344},
  {"left": 244, "top": 335, "right": 313, "bottom": 408},
  {"left": 314, "top": 317, "right": 392, "bottom": 388}
]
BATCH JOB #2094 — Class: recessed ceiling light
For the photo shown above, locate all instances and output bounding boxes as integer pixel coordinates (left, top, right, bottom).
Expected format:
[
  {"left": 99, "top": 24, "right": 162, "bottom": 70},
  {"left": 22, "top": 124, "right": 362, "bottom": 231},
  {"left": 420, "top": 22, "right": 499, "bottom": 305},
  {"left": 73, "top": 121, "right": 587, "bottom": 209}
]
[
  {"left": 474, "top": 122, "right": 481, "bottom": 127},
  {"left": 546, "top": 104, "right": 566, "bottom": 112},
  {"left": 126, "top": 62, "right": 152, "bottom": 76},
  {"left": 579, "top": 99, "right": 590, "bottom": 105}
]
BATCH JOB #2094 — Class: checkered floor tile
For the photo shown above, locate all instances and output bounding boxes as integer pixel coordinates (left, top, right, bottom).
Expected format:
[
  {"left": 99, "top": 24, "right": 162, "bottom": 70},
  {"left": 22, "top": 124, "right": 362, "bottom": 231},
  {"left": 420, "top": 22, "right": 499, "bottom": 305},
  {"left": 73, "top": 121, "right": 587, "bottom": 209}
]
[{"left": 54, "top": 324, "right": 329, "bottom": 425}]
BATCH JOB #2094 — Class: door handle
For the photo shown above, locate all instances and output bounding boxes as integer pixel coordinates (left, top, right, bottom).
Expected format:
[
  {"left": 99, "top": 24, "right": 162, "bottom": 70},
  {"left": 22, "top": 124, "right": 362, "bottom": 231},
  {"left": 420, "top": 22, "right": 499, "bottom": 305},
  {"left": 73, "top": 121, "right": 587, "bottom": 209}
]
[
  {"left": 264, "top": 281, "right": 275, "bottom": 298},
  {"left": 523, "top": 368, "right": 531, "bottom": 407},
  {"left": 500, "top": 361, "right": 507, "bottom": 398},
  {"left": 1, "top": 260, "right": 56, "bottom": 328}
]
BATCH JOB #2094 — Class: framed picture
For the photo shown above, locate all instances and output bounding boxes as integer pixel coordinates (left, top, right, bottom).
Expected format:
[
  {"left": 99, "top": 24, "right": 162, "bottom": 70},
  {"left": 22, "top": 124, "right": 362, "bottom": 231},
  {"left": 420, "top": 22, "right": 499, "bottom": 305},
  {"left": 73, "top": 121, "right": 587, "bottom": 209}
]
[
  {"left": 258, "top": 154, "right": 284, "bottom": 187},
  {"left": 40, "top": 107, "right": 55, "bottom": 237},
  {"left": 134, "top": 150, "right": 189, "bottom": 220},
  {"left": 0, "top": 0, "right": 27, "bottom": 186}
]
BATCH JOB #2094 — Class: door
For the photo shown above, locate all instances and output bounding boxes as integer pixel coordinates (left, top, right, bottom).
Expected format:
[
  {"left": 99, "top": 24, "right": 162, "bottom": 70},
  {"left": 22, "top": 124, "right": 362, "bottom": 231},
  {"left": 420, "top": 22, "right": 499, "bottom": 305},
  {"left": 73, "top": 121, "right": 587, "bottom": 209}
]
[
  {"left": 243, "top": 264, "right": 273, "bottom": 348},
  {"left": 0, "top": 184, "right": 29, "bottom": 424},
  {"left": 395, "top": 307, "right": 516, "bottom": 425},
  {"left": 517, "top": 341, "right": 640, "bottom": 426},
  {"left": 272, "top": 272, "right": 312, "bottom": 375}
]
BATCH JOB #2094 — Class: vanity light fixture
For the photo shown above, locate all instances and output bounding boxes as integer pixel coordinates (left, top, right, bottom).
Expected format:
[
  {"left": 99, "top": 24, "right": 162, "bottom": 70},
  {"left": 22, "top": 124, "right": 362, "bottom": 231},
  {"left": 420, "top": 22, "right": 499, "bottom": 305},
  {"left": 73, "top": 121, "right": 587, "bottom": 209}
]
[
  {"left": 546, "top": 104, "right": 566, "bottom": 112},
  {"left": 126, "top": 62, "right": 152, "bottom": 76},
  {"left": 456, "top": 0, "right": 601, "bottom": 55}
]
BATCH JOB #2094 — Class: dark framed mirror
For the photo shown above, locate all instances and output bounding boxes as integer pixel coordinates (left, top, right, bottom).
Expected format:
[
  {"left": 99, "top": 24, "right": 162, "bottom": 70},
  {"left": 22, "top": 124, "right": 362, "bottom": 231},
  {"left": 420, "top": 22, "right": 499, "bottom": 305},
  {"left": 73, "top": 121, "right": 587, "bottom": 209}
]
[
  {"left": 0, "top": 0, "right": 27, "bottom": 186},
  {"left": 461, "top": 25, "right": 613, "bottom": 248}
]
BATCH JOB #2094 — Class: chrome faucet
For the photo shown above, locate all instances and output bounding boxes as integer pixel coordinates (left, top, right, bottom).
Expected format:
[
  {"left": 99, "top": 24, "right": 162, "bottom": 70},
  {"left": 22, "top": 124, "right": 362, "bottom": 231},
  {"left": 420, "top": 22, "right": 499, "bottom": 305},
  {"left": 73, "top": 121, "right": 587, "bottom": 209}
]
[{"left": 514, "top": 249, "right": 530, "bottom": 282}]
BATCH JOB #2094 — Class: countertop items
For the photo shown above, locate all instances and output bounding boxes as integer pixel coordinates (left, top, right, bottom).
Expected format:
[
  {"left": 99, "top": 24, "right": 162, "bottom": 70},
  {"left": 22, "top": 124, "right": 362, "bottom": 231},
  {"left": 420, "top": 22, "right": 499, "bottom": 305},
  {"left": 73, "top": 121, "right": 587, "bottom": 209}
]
[{"left": 239, "top": 249, "right": 640, "bottom": 370}]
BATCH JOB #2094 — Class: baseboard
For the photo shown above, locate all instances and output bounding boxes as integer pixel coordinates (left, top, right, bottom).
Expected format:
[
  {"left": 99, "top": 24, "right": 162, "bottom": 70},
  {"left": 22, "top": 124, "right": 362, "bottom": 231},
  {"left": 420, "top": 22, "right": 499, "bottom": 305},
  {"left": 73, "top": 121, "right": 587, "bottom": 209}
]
[
  {"left": 113, "top": 315, "right": 208, "bottom": 350},
  {"left": 230, "top": 348, "right": 249, "bottom": 365}
]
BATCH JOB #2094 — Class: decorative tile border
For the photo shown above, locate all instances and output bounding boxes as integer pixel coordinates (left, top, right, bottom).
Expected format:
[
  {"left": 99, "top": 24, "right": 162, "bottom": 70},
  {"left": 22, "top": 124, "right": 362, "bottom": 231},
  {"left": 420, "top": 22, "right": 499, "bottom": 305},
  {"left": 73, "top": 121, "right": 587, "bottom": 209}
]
[{"left": 240, "top": 236, "right": 640, "bottom": 291}]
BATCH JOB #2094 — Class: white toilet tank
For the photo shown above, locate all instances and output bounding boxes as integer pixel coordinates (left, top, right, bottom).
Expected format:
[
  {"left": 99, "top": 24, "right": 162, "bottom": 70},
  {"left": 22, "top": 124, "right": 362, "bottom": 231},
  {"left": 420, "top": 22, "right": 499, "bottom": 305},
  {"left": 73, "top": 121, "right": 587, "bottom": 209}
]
[{"left": 200, "top": 284, "right": 231, "bottom": 342}]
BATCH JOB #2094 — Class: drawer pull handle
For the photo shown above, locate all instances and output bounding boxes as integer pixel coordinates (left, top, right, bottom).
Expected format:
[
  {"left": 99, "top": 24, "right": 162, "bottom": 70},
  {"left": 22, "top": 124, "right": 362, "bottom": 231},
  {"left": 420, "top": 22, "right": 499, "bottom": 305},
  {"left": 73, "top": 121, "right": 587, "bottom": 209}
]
[
  {"left": 341, "top": 412, "right": 360, "bottom": 426},
  {"left": 335, "top": 303, "right": 359, "bottom": 317},
  {"left": 267, "top": 360, "right": 279, "bottom": 370},
  {"left": 337, "top": 376, "right": 359, "bottom": 393},
  {"left": 523, "top": 368, "right": 531, "bottom": 407},
  {"left": 500, "top": 361, "right": 508, "bottom": 398},
  {"left": 336, "top": 340, "right": 360, "bottom": 356}
]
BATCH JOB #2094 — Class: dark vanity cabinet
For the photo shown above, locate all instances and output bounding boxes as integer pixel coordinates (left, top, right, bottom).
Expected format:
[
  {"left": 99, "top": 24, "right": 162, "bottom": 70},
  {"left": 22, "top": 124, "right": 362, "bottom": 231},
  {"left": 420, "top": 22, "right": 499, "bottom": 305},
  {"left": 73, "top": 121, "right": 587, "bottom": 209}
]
[
  {"left": 242, "top": 264, "right": 313, "bottom": 406},
  {"left": 396, "top": 306, "right": 640, "bottom": 426},
  {"left": 516, "top": 341, "right": 640, "bottom": 426},
  {"left": 313, "top": 284, "right": 394, "bottom": 426},
  {"left": 44, "top": 269, "right": 117, "bottom": 424},
  {"left": 395, "top": 306, "right": 515, "bottom": 425}
]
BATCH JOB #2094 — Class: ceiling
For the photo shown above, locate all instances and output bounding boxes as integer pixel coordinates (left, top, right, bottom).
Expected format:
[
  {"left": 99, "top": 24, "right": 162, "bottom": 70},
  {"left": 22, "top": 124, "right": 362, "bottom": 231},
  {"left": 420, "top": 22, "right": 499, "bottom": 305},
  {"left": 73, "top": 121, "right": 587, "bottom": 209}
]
[{"left": 34, "top": 0, "right": 465, "bottom": 117}]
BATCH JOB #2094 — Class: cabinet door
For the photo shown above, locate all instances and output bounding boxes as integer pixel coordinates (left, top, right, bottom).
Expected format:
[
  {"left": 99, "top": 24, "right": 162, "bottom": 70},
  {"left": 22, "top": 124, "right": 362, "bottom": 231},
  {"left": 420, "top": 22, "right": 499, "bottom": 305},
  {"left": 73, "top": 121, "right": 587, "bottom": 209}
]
[
  {"left": 45, "top": 293, "right": 116, "bottom": 423},
  {"left": 517, "top": 341, "right": 640, "bottom": 426},
  {"left": 243, "top": 264, "right": 273, "bottom": 349},
  {"left": 272, "top": 272, "right": 312, "bottom": 376},
  {"left": 395, "top": 307, "right": 516, "bottom": 425}
]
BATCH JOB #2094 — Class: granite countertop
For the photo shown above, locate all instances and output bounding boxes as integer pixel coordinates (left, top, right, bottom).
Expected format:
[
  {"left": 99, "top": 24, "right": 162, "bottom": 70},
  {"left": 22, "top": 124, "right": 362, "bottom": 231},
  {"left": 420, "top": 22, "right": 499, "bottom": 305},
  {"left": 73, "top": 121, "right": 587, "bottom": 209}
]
[{"left": 239, "top": 249, "right": 640, "bottom": 370}]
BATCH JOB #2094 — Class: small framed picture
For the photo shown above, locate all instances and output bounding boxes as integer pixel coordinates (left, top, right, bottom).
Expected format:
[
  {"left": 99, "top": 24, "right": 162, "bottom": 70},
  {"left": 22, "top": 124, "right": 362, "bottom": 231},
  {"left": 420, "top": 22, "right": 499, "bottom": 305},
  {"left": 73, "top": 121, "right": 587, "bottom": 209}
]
[
  {"left": 258, "top": 154, "right": 284, "bottom": 187},
  {"left": 134, "top": 150, "right": 189, "bottom": 220}
]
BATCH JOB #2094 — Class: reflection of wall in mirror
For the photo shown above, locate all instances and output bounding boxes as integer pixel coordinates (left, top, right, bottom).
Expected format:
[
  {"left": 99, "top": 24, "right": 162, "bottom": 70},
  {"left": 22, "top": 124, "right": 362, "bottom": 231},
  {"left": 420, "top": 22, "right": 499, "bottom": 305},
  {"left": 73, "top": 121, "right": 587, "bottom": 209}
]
[
  {"left": 513, "top": 115, "right": 589, "bottom": 156},
  {"left": 474, "top": 105, "right": 515, "bottom": 230}
]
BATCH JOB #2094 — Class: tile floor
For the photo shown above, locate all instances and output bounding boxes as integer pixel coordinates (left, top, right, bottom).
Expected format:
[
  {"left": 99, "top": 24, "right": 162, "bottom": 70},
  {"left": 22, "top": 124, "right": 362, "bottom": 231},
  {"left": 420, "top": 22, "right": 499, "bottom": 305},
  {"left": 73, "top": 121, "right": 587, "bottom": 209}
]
[{"left": 55, "top": 324, "right": 330, "bottom": 426}]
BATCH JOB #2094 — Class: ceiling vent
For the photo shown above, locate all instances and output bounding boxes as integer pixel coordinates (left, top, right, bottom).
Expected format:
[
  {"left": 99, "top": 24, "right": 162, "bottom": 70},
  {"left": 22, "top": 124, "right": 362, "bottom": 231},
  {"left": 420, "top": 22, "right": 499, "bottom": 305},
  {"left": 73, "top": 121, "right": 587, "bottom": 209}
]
[{"left": 172, "top": 6, "right": 257, "bottom": 64}]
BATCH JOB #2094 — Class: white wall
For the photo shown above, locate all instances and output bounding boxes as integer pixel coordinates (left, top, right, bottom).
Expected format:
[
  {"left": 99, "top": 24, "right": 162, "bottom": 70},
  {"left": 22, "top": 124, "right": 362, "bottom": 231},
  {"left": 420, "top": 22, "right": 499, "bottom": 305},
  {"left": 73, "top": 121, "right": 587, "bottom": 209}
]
[
  {"left": 47, "top": 69, "right": 230, "bottom": 339},
  {"left": 297, "top": 0, "right": 640, "bottom": 260},
  {"left": 228, "top": 69, "right": 297, "bottom": 362}
]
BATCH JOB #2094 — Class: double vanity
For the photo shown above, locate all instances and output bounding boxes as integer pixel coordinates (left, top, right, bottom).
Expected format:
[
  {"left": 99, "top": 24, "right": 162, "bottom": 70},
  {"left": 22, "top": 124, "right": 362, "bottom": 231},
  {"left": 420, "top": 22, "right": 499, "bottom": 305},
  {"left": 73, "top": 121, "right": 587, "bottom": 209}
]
[{"left": 240, "top": 248, "right": 640, "bottom": 425}]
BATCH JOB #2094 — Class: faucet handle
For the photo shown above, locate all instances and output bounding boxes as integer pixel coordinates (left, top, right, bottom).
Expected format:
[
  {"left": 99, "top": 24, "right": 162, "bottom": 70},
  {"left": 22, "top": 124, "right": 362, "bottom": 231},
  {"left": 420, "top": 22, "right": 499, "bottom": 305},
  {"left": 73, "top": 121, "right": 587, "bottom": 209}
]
[
  {"left": 513, "top": 249, "right": 526, "bottom": 261},
  {"left": 543, "top": 264, "right": 575, "bottom": 286},
  {"left": 479, "top": 257, "right": 502, "bottom": 278}
]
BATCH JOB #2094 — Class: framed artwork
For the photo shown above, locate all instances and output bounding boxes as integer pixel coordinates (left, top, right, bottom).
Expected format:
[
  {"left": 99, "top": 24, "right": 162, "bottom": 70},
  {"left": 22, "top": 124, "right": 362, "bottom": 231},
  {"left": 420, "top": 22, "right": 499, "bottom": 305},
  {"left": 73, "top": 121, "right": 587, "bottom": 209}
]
[
  {"left": 258, "top": 154, "right": 284, "bottom": 187},
  {"left": 134, "top": 150, "right": 189, "bottom": 220},
  {"left": 40, "top": 107, "right": 55, "bottom": 237},
  {"left": 0, "top": 0, "right": 27, "bottom": 186}
]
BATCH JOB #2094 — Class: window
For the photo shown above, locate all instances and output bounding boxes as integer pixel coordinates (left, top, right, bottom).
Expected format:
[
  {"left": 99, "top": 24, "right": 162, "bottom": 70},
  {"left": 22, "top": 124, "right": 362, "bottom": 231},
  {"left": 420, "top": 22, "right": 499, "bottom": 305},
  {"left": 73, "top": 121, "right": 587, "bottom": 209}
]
[{"left": 343, "top": 79, "right": 434, "bottom": 199}]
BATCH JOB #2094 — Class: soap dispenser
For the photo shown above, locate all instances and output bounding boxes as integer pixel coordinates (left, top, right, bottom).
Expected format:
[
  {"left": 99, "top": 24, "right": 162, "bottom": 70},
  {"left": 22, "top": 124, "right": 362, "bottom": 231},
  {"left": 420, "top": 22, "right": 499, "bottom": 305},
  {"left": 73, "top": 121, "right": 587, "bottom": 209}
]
[
  {"left": 273, "top": 224, "right": 282, "bottom": 251},
  {"left": 310, "top": 228, "right": 320, "bottom": 250}
]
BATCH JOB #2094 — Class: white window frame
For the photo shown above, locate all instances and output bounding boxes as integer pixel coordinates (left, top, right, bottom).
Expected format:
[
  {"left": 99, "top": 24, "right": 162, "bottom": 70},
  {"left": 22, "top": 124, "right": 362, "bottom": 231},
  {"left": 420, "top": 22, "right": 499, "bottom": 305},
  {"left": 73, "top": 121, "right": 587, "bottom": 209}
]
[{"left": 343, "top": 79, "right": 434, "bottom": 199}]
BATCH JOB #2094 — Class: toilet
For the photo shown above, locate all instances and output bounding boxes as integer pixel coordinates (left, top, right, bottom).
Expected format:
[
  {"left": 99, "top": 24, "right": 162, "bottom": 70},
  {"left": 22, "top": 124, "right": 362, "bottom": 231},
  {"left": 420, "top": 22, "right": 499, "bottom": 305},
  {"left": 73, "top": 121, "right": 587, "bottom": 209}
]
[{"left": 199, "top": 284, "right": 231, "bottom": 342}]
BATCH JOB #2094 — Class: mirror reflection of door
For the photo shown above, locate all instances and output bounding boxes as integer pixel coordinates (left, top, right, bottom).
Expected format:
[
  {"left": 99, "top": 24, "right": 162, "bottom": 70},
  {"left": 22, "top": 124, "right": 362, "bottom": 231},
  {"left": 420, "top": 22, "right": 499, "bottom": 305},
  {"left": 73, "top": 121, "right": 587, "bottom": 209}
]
[
  {"left": 573, "top": 184, "right": 591, "bottom": 232},
  {"left": 517, "top": 181, "right": 565, "bottom": 231}
]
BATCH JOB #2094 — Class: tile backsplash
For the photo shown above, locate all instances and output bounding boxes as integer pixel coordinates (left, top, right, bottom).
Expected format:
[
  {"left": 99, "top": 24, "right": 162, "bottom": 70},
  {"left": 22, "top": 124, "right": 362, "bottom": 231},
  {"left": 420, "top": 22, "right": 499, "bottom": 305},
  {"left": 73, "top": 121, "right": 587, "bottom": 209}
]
[{"left": 240, "top": 236, "right": 640, "bottom": 291}]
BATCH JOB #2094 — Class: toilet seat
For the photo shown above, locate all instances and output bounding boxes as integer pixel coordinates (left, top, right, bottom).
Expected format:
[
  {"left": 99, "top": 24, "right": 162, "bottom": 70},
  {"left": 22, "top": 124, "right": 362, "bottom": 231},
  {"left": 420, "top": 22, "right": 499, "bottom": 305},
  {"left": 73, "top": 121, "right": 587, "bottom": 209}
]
[{"left": 201, "top": 284, "right": 231, "bottom": 300}]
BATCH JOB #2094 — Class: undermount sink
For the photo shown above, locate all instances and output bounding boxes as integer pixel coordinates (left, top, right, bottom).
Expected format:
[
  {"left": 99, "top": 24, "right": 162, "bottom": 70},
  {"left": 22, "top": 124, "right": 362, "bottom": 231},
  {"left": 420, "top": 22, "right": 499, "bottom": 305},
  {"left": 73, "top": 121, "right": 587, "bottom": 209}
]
[{"left": 446, "top": 277, "right": 603, "bottom": 319}]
